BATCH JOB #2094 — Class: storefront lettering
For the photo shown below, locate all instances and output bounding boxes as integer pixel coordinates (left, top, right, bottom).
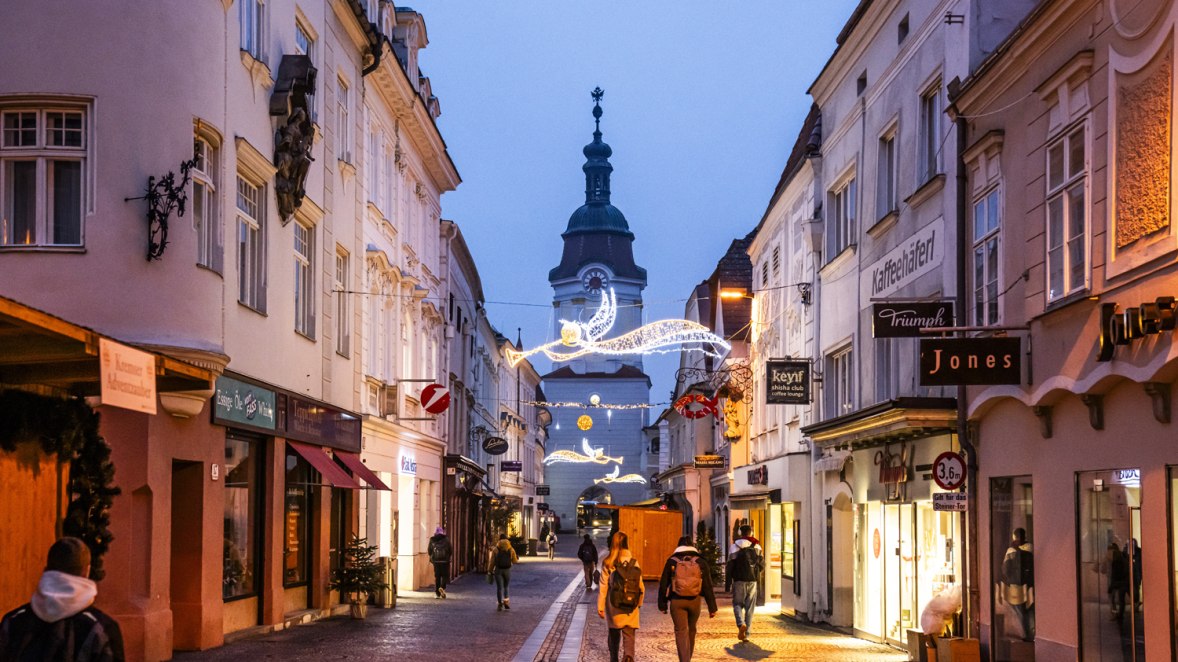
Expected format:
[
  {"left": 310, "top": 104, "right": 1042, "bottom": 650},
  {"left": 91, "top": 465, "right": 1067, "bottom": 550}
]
[
  {"left": 401, "top": 455, "right": 417, "bottom": 475},
  {"left": 747, "top": 465, "right": 768, "bottom": 485},
  {"left": 213, "top": 376, "right": 277, "bottom": 430},
  {"left": 860, "top": 218, "right": 944, "bottom": 301},
  {"left": 875, "top": 444, "right": 909, "bottom": 501},
  {"left": 1097, "top": 298, "right": 1177, "bottom": 361},
  {"left": 919, "top": 337, "right": 1021, "bottom": 386}
]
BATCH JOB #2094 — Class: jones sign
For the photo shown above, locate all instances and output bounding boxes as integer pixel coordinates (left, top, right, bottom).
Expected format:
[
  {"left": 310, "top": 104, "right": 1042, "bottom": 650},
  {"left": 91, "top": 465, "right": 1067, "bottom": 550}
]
[{"left": 919, "top": 337, "right": 1021, "bottom": 386}]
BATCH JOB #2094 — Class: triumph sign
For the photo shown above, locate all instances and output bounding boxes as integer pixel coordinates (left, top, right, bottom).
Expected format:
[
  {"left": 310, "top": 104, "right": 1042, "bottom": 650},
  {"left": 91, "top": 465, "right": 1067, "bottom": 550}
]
[
  {"left": 872, "top": 301, "right": 954, "bottom": 338},
  {"left": 765, "top": 360, "right": 811, "bottom": 404}
]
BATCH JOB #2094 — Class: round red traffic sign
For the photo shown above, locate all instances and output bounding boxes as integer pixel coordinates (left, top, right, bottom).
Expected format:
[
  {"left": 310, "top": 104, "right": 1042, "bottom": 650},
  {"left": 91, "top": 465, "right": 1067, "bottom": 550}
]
[
  {"left": 933, "top": 451, "right": 966, "bottom": 491},
  {"left": 420, "top": 383, "right": 450, "bottom": 415}
]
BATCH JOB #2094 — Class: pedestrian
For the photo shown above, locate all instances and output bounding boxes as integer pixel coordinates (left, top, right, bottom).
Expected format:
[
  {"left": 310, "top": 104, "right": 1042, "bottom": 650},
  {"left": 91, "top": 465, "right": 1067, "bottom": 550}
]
[
  {"left": 428, "top": 526, "right": 453, "bottom": 599},
  {"left": 598, "top": 531, "right": 643, "bottom": 662},
  {"left": 1125, "top": 538, "right": 1142, "bottom": 610},
  {"left": 540, "top": 523, "right": 551, "bottom": 543},
  {"left": 725, "top": 524, "right": 764, "bottom": 641},
  {"left": 488, "top": 533, "right": 518, "bottom": 611},
  {"left": 547, "top": 530, "right": 559, "bottom": 560},
  {"left": 578, "top": 534, "right": 599, "bottom": 588},
  {"left": 659, "top": 535, "right": 718, "bottom": 661},
  {"left": 0, "top": 536, "right": 125, "bottom": 661}
]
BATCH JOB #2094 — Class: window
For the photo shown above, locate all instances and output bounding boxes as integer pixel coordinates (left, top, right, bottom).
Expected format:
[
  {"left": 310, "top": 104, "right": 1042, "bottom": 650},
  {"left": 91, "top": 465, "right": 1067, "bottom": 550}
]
[
  {"left": 193, "top": 136, "right": 222, "bottom": 272},
  {"left": 1078, "top": 469, "right": 1143, "bottom": 660},
  {"left": 991, "top": 476, "right": 1034, "bottom": 659},
  {"left": 973, "top": 188, "right": 1000, "bottom": 325},
  {"left": 1046, "top": 125, "right": 1088, "bottom": 301},
  {"left": 367, "top": 128, "right": 378, "bottom": 199},
  {"left": 223, "top": 436, "right": 260, "bottom": 600},
  {"left": 825, "top": 347, "right": 853, "bottom": 419},
  {"left": 1, "top": 106, "right": 86, "bottom": 247},
  {"left": 919, "top": 82, "right": 942, "bottom": 183},
  {"left": 856, "top": 72, "right": 867, "bottom": 96},
  {"left": 237, "top": 175, "right": 267, "bottom": 312},
  {"left": 336, "top": 77, "right": 350, "bottom": 163},
  {"left": 875, "top": 338, "right": 894, "bottom": 402},
  {"left": 877, "top": 132, "right": 897, "bottom": 217},
  {"left": 771, "top": 245, "right": 781, "bottom": 276},
  {"left": 829, "top": 178, "right": 857, "bottom": 257},
  {"left": 239, "top": 0, "right": 266, "bottom": 61},
  {"left": 898, "top": 14, "right": 910, "bottom": 43},
  {"left": 335, "top": 250, "right": 350, "bottom": 356},
  {"left": 284, "top": 448, "right": 313, "bottom": 586},
  {"left": 761, "top": 260, "right": 769, "bottom": 288},
  {"left": 294, "top": 221, "right": 314, "bottom": 337},
  {"left": 294, "top": 20, "right": 313, "bottom": 58}
]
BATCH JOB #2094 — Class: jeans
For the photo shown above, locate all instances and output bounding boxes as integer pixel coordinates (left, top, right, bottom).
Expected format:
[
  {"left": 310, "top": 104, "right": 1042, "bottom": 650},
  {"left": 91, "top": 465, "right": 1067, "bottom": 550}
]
[
  {"left": 607, "top": 626, "right": 635, "bottom": 662},
  {"left": 669, "top": 596, "right": 701, "bottom": 662},
  {"left": 583, "top": 561, "right": 596, "bottom": 587},
  {"left": 732, "top": 580, "right": 757, "bottom": 628},
  {"left": 494, "top": 567, "right": 512, "bottom": 602},
  {"left": 433, "top": 562, "right": 449, "bottom": 594}
]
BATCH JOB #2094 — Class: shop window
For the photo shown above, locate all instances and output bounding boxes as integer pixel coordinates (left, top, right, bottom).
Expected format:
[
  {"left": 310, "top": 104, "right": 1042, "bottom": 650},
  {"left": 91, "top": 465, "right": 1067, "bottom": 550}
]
[
  {"left": 1077, "top": 469, "right": 1143, "bottom": 661},
  {"left": 782, "top": 502, "right": 798, "bottom": 585},
  {"left": 991, "top": 476, "right": 1033, "bottom": 659},
  {"left": 223, "top": 436, "right": 260, "bottom": 600},
  {"left": 284, "top": 447, "right": 314, "bottom": 587}
]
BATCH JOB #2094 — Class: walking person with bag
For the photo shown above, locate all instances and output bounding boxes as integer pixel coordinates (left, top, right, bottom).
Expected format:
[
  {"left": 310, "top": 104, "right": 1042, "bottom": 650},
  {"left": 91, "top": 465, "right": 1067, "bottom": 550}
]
[
  {"left": 428, "top": 526, "right": 453, "bottom": 599},
  {"left": 547, "top": 531, "right": 559, "bottom": 560},
  {"left": 659, "top": 536, "right": 718, "bottom": 662},
  {"left": 487, "top": 533, "right": 518, "bottom": 611},
  {"left": 598, "top": 531, "right": 643, "bottom": 662},
  {"left": 578, "top": 534, "right": 599, "bottom": 588},
  {"left": 725, "top": 525, "right": 764, "bottom": 641}
]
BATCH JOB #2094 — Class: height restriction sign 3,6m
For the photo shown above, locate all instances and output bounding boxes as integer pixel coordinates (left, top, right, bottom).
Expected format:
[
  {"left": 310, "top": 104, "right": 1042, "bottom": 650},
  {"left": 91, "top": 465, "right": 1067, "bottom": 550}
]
[{"left": 933, "top": 451, "right": 966, "bottom": 491}]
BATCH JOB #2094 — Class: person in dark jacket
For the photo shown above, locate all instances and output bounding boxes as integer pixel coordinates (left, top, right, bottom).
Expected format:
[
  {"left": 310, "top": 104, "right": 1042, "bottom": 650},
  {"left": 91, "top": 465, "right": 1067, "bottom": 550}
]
[
  {"left": 725, "top": 525, "right": 764, "bottom": 641},
  {"left": 0, "top": 536, "right": 125, "bottom": 662},
  {"left": 578, "top": 534, "right": 600, "bottom": 588},
  {"left": 658, "top": 536, "right": 718, "bottom": 662},
  {"left": 1107, "top": 543, "right": 1130, "bottom": 623},
  {"left": 428, "top": 526, "right": 454, "bottom": 599}
]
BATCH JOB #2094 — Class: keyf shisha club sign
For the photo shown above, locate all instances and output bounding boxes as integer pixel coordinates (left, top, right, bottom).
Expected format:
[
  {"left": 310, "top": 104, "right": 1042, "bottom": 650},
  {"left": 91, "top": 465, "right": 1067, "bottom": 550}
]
[{"left": 765, "top": 360, "right": 811, "bottom": 404}]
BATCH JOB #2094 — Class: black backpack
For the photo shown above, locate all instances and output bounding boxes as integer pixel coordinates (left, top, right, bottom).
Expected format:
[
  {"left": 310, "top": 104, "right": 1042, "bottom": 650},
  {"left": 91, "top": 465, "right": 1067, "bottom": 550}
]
[
  {"left": 495, "top": 547, "right": 513, "bottom": 569},
  {"left": 733, "top": 545, "right": 763, "bottom": 581},
  {"left": 578, "top": 543, "right": 595, "bottom": 563},
  {"left": 608, "top": 559, "right": 643, "bottom": 612}
]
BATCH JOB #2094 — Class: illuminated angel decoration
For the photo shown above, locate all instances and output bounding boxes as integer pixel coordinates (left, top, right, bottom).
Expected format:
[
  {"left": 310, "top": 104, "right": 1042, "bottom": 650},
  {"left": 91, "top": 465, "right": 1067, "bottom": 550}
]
[
  {"left": 505, "top": 288, "right": 731, "bottom": 367},
  {"left": 543, "top": 438, "right": 623, "bottom": 466},
  {"left": 594, "top": 465, "right": 648, "bottom": 485}
]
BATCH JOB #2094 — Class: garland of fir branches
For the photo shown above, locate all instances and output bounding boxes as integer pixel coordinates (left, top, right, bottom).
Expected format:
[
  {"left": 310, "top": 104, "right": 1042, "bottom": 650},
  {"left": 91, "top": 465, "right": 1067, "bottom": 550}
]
[{"left": 0, "top": 390, "right": 121, "bottom": 580}]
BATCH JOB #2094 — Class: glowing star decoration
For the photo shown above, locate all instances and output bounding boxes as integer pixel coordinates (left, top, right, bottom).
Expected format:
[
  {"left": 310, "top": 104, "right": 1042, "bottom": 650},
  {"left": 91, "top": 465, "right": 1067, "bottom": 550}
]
[
  {"left": 505, "top": 288, "right": 731, "bottom": 367},
  {"left": 543, "top": 438, "right": 623, "bottom": 466},
  {"left": 594, "top": 466, "right": 648, "bottom": 485},
  {"left": 589, "top": 394, "right": 601, "bottom": 406},
  {"left": 577, "top": 415, "right": 594, "bottom": 431}
]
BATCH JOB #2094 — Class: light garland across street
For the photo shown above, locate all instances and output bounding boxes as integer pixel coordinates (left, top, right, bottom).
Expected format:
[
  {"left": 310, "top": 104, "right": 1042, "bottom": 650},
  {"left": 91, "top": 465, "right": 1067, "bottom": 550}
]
[{"left": 522, "top": 399, "right": 658, "bottom": 410}]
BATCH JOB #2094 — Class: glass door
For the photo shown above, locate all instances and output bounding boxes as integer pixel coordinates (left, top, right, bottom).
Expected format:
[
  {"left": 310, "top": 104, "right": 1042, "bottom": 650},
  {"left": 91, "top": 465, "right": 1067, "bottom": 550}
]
[
  {"left": 1077, "top": 469, "right": 1143, "bottom": 662},
  {"left": 854, "top": 502, "right": 884, "bottom": 638},
  {"left": 883, "top": 503, "right": 917, "bottom": 643}
]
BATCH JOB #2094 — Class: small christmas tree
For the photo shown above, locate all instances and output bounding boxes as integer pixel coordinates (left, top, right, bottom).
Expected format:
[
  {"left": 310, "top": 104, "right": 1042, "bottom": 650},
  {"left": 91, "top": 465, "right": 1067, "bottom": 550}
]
[
  {"left": 329, "top": 535, "right": 388, "bottom": 617},
  {"left": 695, "top": 521, "right": 724, "bottom": 586}
]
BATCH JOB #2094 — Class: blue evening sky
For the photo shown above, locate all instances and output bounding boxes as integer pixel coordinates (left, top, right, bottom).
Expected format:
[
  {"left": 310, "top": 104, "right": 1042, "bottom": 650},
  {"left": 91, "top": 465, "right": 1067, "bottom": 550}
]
[{"left": 410, "top": 1, "right": 860, "bottom": 405}]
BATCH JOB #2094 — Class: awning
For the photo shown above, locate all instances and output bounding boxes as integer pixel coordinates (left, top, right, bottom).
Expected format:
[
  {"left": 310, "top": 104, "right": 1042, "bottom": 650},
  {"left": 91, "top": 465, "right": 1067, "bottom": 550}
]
[
  {"left": 335, "top": 451, "right": 391, "bottom": 490},
  {"left": 729, "top": 491, "right": 772, "bottom": 511},
  {"left": 288, "top": 440, "right": 361, "bottom": 489},
  {"left": 813, "top": 450, "right": 852, "bottom": 474}
]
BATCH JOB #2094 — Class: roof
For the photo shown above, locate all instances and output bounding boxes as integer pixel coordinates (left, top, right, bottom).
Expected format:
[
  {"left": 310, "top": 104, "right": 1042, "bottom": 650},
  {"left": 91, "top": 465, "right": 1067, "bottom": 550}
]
[
  {"left": 542, "top": 364, "right": 651, "bottom": 387},
  {"left": 807, "top": 0, "right": 875, "bottom": 95},
  {"left": 548, "top": 233, "right": 647, "bottom": 282},
  {"left": 564, "top": 203, "right": 632, "bottom": 237},
  {"left": 951, "top": 0, "right": 1056, "bottom": 106},
  {"left": 749, "top": 104, "right": 822, "bottom": 244},
  {"left": 708, "top": 236, "right": 754, "bottom": 342}
]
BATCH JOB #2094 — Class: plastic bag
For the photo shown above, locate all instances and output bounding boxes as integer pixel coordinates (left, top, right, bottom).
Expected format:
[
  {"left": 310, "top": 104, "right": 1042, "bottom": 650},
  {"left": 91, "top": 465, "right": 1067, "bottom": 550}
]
[
  {"left": 920, "top": 585, "right": 963, "bottom": 635},
  {"left": 486, "top": 571, "right": 494, "bottom": 585}
]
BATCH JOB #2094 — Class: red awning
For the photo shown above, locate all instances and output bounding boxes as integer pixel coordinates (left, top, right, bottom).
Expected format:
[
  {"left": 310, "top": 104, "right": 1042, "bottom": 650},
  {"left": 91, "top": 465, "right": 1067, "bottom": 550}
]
[
  {"left": 335, "top": 451, "right": 391, "bottom": 490},
  {"left": 288, "top": 441, "right": 361, "bottom": 489}
]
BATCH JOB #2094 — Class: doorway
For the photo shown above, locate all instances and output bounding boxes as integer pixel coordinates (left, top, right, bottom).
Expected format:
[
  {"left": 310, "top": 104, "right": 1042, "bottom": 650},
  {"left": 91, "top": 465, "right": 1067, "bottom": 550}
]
[{"left": 170, "top": 460, "right": 204, "bottom": 650}]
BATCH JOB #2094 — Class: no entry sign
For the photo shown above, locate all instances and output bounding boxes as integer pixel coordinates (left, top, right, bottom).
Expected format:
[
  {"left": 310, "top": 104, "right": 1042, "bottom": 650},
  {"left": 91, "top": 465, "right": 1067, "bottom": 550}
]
[{"left": 420, "top": 383, "right": 450, "bottom": 415}]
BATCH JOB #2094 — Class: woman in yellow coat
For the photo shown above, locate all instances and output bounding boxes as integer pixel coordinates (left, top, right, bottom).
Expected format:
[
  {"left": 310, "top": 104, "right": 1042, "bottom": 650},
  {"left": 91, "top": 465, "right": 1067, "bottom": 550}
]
[{"left": 598, "top": 531, "right": 644, "bottom": 662}]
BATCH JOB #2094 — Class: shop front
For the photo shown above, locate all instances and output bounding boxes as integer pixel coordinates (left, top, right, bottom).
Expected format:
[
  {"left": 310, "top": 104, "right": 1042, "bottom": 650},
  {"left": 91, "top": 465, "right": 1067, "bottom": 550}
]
[
  {"left": 731, "top": 455, "right": 808, "bottom": 616},
  {"left": 443, "top": 454, "right": 490, "bottom": 577}
]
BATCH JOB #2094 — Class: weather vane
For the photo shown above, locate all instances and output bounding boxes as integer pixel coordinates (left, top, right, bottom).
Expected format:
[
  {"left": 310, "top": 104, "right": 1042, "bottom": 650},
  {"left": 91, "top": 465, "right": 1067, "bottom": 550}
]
[{"left": 591, "top": 87, "right": 604, "bottom": 104}]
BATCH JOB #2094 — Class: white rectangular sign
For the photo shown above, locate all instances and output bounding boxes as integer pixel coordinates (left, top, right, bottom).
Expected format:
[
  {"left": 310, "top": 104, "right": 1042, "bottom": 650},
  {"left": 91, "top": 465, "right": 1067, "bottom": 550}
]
[
  {"left": 933, "top": 491, "right": 968, "bottom": 512},
  {"left": 99, "top": 338, "right": 157, "bottom": 414},
  {"left": 860, "top": 218, "right": 944, "bottom": 302}
]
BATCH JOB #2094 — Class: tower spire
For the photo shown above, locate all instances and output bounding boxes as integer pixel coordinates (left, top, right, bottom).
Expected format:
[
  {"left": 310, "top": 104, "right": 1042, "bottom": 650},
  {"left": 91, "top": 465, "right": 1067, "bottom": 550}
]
[{"left": 583, "top": 86, "right": 613, "bottom": 205}]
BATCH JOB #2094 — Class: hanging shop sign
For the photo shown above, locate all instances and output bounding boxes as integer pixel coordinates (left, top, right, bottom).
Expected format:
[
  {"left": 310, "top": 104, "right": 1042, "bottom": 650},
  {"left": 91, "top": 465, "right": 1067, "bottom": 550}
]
[
  {"left": 98, "top": 338, "right": 157, "bottom": 414},
  {"left": 282, "top": 394, "right": 362, "bottom": 451},
  {"left": 860, "top": 218, "right": 944, "bottom": 301},
  {"left": 420, "top": 383, "right": 451, "bottom": 415},
  {"left": 871, "top": 301, "right": 954, "bottom": 338},
  {"left": 875, "top": 444, "right": 910, "bottom": 501},
  {"left": 747, "top": 465, "right": 768, "bottom": 485},
  {"left": 500, "top": 460, "right": 523, "bottom": 473},
  {"left": 536, "top": 484, "right": 551, "bottom": 496},
  {"left": 482, "top": 436, "right": 509, "bottom": 456},
  {"left": 1097, "top": 298, "right": 1177, "bottom": 361},
  {"left": 694, "top": 454, "right": 725, "bottom": 469},
  {"left": 213, "top": 375, "right": 277, "bottom": 431},
  {"left": 918, "top": 337, "right": 1021, "bottom": 386},
  {"left": 537, "top": 502, "right": 549, "bottom": 511},
  {"left": 765, "top": 360, "right": 811, "bottom": 404},
  {"left": 932, "top": 451, "right": 966, "bottom": 491},
  {"left": 933, "top": 492, "right": 968, "bottom": 512},
  {"left": 674, "top": 394, "right": 719, "bottom": 419}
]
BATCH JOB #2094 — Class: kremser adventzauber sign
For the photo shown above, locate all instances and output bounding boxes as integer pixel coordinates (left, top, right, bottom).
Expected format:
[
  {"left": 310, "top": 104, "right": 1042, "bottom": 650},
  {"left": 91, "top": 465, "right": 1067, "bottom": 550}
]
[
  {"left": 919, "top": 337, "right": 1021, "bottom": 386},
  {"left": 872, "top": 301, "right": 954, "bottom": 338},
  {"left": 765, "top": 360, "right": 811, "bottom": 404}
]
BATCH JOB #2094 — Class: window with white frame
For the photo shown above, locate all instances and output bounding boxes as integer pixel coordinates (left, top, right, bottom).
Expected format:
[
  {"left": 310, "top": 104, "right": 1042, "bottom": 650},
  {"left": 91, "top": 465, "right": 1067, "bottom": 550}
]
[
  {"left": 236, "top": 175, "right": 266, "bottom": 312},
  {"left": 384, "top": 138, "right": 395, "bottom": 217},
  {"left": 294, "top": 20, "right": 313, "bottom": 58},
  {"left": 828, "top": 177, "right": 856, "bottom": 257},
  {"left": 877, "top": 131, "right": 896, "bottom": 217},
  {"left": 1046, "top": 124, "right": 1088, "bottom": 301},
  {"left": 918, "top": 81, "right": 942, "bottom": 183},
  {"left": 193, "top": 135, "right": 222, "bottom": 272},
  {"left": 825, "top": 347, "right": 854, "bottom": 419},
  {"left": 294, "top": 221, "right": 314, "bottom": 337},
  {"left": 240, "top": 0, "right": 266, "bottom": 61},
  {"left": 335, "top": 250, "right": 350, "bottom": 356},
  {"left": 972, "top": 188, "right": 1001, "bottom": 325},
  {"left": 1, "top": 106, "right": 87, "bottom": 247},
  {"left": 336, "top": 77, "right": 350, "bottom": 163},
  {"left": 367, "top": 128, "right": 378, "bottom": 199}
]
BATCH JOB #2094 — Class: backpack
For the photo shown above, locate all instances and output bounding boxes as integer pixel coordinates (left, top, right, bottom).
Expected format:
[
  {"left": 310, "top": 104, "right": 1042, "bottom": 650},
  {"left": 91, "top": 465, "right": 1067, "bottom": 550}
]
[
  {"left": 670, "top": 555, "right": 703, "bottom": 597},
  {"left": 578, "top": 543, "right": 595, "bottom": 563},
  {"left": 428, "top": 537, "right": 449, "bottom": 564},
  {"left": 608, "top": 559, "right": 643, "bottom": 612},
  {"left": 732, "top": 545, "right": 763, "bottom": 581},
  {"left": 495, "top": 546, "right": 513, "bottom": 569},
  {"left": 549, "top": 534, "right": 558, "bottom": 545}
]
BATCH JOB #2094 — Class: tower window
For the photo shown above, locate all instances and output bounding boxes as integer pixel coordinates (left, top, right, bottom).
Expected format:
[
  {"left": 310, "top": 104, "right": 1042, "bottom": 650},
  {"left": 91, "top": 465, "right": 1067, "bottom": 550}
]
[{"left": 898, "top": 14, "right": 909, "bottom": 43}]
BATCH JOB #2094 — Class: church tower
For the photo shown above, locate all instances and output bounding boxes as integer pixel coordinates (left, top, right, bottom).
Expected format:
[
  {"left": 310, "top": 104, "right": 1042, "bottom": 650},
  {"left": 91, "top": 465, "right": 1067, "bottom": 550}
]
[{"left": 544, "top": 89, "right": 652, "bottom": 528}]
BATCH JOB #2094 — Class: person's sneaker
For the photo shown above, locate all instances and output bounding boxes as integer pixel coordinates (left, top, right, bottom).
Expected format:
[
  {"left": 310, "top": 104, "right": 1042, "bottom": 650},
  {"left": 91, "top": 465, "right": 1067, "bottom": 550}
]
[
  {"left": 503, "top": 599, "right": 511, "bottom": 610},
  {"left": 440, "top": 588, "right": 446, "bottom": 599},
  {"left": 738, "top": 625, "right": 748, "bottom": 641}
]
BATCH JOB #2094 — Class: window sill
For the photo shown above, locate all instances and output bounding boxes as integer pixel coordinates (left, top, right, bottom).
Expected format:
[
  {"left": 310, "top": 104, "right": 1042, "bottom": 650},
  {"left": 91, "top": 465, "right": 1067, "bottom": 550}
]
[
  {"left": 335, "top": 348, "right": 351, "bottom": 359},
  {"left": 866, "top": 210, "right": 899, "bottom": 239},
  {"left": 905, "top": 173, "right": 945, "bottom": 209},
  {"left": 820, "top": 244, "right": 856, "bottom": 275},
  {"left": 238, "top": 300, "right": 267, "bottom": 317},
  {"left": 196, "top": 263, "right": 223, "bottom": 278},
  {"left": 239, "top": 50, "right": 273, "bottom": 89},
  {"left": 0, "top": 245, "right": 86, "bottom": 253},
  {"left": 1034, "top": 288, "right": 1095, "bottom": 321},
  {"left": 295, "top": 329, "right": 316, "bottom": 343},
  {"left": 338, "top": 159, "right": 356, "bottom": 180}
]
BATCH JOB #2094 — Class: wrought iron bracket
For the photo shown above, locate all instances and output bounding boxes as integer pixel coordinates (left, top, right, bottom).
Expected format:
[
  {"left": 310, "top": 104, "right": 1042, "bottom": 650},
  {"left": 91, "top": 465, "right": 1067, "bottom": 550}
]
[{"left": 126, "top": 158, "right": 195, "bottom": 261}]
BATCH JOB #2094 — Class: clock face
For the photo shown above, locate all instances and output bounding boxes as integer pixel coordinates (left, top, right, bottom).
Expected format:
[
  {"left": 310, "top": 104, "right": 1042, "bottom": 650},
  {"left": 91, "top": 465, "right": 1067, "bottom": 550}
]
[{"left": 582, "top": 268, "right": 609, "bottom": 294}]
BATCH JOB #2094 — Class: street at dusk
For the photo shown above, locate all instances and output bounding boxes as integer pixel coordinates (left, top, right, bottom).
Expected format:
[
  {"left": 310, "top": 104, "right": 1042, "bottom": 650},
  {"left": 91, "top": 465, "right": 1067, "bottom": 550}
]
[{"left": 0, "top": 0, "right": 1174, "bottom": 661}]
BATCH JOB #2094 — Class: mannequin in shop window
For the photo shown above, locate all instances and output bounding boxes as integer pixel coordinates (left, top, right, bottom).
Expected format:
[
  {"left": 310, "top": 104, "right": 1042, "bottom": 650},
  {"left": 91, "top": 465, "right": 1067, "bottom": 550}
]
[{"left": 1001, "top": 528, "right": 1034, "bottom": 640}]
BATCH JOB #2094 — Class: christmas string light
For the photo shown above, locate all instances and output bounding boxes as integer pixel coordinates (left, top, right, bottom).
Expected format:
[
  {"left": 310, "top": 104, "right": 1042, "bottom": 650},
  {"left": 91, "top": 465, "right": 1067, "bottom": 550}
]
[
  {"left": 594, "top": 466, "right": 648, "bottom": 485},
  {"left": 505, "top": 288, "right": 731, "bottom": 367},
  {"left": 522, "top": 400, "right": 660, "bottom": 410},
  {"left": 543, "top": 438, "right": 623, "bottom": 466}
]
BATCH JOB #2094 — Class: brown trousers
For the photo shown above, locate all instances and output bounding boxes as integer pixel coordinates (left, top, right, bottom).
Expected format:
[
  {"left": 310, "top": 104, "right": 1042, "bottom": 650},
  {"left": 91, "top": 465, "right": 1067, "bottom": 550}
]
[{"left": 669, "top": 596, "right": 702, "bottom": 661}]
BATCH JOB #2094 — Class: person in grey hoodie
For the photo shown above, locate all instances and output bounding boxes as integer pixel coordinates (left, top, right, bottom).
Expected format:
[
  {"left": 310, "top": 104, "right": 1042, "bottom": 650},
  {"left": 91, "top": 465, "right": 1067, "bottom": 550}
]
[{"left": 0, "top": 537, "right": 125, "bottom": 662}]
